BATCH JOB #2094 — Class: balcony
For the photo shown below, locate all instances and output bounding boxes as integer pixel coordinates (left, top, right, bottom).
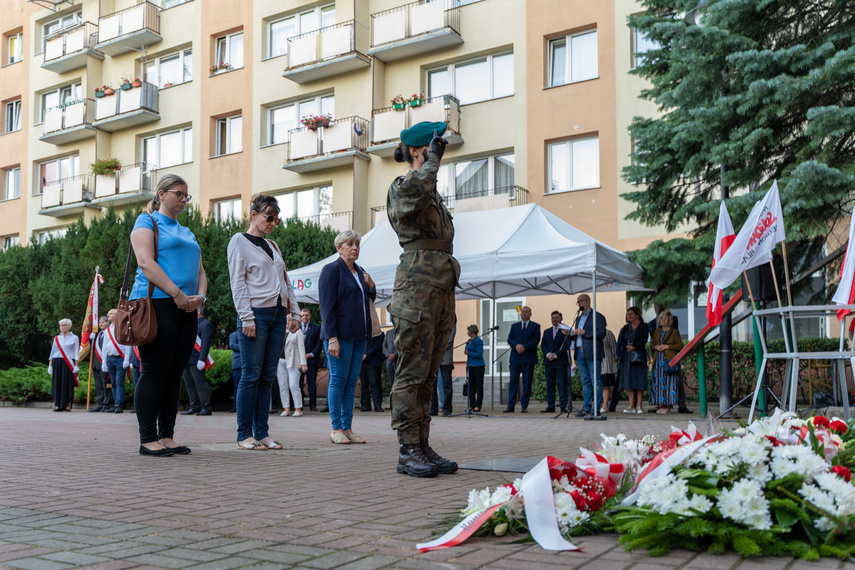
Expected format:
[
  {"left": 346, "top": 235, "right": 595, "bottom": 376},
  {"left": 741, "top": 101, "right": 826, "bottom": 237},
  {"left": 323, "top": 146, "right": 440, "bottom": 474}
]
[
  {"left": 39, "top": 175, "right": 100, "bottom": 217},
  {"left": 282, "top": 20, "right": 370, "bottom": 84},
  {"left": 95, "top": 2, "right": 161, "bottom": 57},
  {"left": 42, "top": 22, "right": 104, "bottom": 73},
  {"left": 445, "top": 185, "right": 529, "bottom": 213},
  {"left": 91, "top": 162, "right": 155, "bottom": 207},
  {"left": 40, "top": 100, "right": 96, "bottom": 145},
  {"left": 285, "top": 211, "right": 354, "bottom": 233},
  {"left": 283, "top": 116, "right": 371, "bottom": 173},
  {"left": 92, "top": 82, "right": 159, "bottom": 132},
  {"left": 368, "top": 0, "right": 462, "bottom": 63},
  {"left": 368, "top": 94, "right": 463, "bottom": 157}
]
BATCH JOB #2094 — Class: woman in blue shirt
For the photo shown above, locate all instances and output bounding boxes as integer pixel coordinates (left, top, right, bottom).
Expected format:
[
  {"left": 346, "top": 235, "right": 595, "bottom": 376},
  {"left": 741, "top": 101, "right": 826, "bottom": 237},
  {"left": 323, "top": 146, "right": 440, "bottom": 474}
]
[
  {"left": 464, "top": 325, "right": 485, "bottom": 412},
  {"left": 130, "top": 174, "right": 207, "bottom": 457}
]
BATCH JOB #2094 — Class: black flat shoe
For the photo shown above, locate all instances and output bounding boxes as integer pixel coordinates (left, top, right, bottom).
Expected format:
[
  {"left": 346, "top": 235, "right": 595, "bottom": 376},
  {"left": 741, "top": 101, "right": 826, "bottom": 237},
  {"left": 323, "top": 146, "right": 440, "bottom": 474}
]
[
  {"left": 167, "top": 446, "right": 191, "bottom": 455},
  {"left": 139, "top": 445, "right": 175, "bottom": 457}
]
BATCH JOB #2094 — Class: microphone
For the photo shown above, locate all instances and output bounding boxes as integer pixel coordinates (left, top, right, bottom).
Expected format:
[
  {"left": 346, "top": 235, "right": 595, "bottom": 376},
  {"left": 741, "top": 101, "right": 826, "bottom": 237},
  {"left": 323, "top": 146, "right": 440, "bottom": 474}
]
[{"left": 490, "top": 325, "right": 500, "bottom": 331}]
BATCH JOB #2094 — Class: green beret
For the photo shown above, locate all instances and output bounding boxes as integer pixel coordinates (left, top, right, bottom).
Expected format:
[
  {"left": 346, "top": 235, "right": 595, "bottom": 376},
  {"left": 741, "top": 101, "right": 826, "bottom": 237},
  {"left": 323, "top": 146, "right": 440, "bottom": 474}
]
[{"left": 400, "top": 121, "right": 447, "bottom": 147}]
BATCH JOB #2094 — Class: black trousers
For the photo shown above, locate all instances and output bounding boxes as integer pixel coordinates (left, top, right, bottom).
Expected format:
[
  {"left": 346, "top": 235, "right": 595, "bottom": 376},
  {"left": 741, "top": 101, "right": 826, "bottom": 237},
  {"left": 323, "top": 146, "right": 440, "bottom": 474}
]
[
  {"left": 135, "top": 299, "right": 197, "bottom": 444},
  {"left": 430, "top": 364, "right": 454, "bottom": 414},
  {"left": 300, "top": 362, "right": 318, "bottom": 408},
  {"left": 359, "top": 363, "right": 383, "bottom": 411},
  {"left": 467, "top": 365, "right": 485, "bottom": 410}
]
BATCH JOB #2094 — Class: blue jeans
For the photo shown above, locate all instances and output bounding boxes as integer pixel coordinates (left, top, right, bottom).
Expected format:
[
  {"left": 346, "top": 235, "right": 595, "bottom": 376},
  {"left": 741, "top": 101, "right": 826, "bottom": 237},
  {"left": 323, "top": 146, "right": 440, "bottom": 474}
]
[
  {"left": 576, "top": 351, "right": 602, "bottom": 413},
  {"left": 326, "top": 337, "right": 367, "bottom": 431},
  {"left": 106, "top": 356, "right": 126, "bottom": 408},
  {"left": 236, "top": 305, "right": 288, "bottom": 442}
]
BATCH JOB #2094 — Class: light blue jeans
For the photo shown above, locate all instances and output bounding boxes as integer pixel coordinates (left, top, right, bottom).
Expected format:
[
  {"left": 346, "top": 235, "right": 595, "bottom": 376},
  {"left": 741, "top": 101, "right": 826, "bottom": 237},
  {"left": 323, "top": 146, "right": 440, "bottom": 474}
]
[
  {"left": 325, "top": 337, "right": 367, "bottom": 431},
  {"left": 576, "top": 352, "right": 602, "bottom": 413}
]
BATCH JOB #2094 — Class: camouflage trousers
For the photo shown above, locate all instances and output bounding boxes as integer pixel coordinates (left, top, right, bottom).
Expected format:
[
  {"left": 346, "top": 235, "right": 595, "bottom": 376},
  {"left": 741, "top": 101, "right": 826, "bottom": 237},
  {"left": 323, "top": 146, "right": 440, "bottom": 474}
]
[{"left": 389, "top": 280, "right": 456, "bottom": 444}]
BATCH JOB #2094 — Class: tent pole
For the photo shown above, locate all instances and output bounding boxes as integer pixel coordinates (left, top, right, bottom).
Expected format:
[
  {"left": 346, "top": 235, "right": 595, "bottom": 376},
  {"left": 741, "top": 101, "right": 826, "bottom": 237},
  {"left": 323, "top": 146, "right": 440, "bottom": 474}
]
[{"left": 587, "top": 265, "right": 605, "bottom": 421}]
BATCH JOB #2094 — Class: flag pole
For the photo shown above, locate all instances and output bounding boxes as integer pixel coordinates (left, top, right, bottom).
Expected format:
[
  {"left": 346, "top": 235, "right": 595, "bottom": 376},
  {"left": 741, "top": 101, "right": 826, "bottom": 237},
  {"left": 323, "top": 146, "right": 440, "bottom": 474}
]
[
  {"left": 781, "top": 241, "right": 794, "bottom": 307},
  {"left": 85, "top": 265, "right": 100, "bottom": 410},
  {"left": 768, "top": 256, "right": 784, "bottom": 308},
  {"left": 742, "top": 271, "right": 758, "bottom": 312}
]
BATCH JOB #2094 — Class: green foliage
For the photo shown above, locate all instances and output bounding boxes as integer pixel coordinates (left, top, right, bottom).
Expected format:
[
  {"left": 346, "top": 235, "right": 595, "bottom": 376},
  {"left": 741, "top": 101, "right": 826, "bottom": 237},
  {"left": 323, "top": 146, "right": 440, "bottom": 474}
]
[
  {"left": 0, "top": 363, "right": 53, "bottom": 404},
  {"left": 624, "top": 0, "right": 855, "bottom": 304}
]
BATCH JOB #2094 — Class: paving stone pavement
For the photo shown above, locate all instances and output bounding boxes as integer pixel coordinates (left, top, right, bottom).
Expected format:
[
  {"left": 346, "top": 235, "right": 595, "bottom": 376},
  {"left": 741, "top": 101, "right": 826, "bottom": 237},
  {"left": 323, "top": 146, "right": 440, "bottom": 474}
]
[{"left": 0, "top": 405, "right": 852, "bottom": 569}]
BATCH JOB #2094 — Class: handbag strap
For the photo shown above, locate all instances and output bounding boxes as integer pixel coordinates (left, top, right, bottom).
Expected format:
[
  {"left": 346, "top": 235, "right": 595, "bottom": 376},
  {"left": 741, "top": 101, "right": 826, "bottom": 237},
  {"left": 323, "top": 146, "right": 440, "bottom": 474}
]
[{"left": 121, "top": 213, "right": 159, "bottom": 301}]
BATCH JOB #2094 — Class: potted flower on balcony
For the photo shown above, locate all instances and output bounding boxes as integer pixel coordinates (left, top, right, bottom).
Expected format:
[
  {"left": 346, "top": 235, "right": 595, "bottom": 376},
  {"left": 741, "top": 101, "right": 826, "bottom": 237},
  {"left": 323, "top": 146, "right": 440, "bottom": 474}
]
[
  {"left": 391, "top": 94, "right": 406, "bottom": 111},
  {"left": 300, "top": 113, "right": 333, "bottom": 131},
  {"left": 94, "top": 85, "right": 114, "bottom": 98},
  {"left": 131, "top": 77, "right": 142, "bottom": 88},
  {"left": 407, "top": 92, "right": 425, "bottom": 107},
  {"left": 90, "top": 158, "right": 122, "bottom": 177},
  {"left": 120, "top": 75, "right": 133, "bottom": 90},
  {"left": 210, "top": 62, "right": 232, "bottom": 75}
]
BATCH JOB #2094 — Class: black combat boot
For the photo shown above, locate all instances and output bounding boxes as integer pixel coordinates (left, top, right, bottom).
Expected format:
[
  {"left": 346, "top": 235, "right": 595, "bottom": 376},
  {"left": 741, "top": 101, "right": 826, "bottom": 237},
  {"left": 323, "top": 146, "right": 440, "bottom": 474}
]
[
  {"left": 421, "top": 439, "right": 458, "bottom": 474},
  {"left": 397, "top": 443, "right": 438, "bottom": 477}
]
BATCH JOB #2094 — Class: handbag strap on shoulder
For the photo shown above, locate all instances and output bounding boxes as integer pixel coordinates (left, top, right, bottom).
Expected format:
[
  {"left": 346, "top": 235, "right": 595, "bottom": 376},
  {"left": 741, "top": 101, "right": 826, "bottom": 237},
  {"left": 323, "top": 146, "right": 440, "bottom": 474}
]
[{"left": 121, "top": 213, "right": 159, "bottom": 301}]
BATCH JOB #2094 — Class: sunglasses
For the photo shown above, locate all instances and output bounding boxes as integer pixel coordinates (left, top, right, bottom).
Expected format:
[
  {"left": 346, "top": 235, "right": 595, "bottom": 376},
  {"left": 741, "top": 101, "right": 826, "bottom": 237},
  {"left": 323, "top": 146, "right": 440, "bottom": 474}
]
[{"left": 254, "top": 211, "right": 281, "bottom": 225}]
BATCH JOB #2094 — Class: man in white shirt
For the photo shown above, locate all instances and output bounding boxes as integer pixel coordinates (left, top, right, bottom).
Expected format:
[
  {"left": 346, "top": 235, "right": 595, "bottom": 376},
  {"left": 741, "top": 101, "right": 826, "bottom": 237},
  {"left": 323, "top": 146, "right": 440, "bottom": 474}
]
[
  {"left": 102, "top": 309, "right": 130, "bottom": 413},
  {"left": 90, "top": 316, "right": 114, "bottom": 412}
]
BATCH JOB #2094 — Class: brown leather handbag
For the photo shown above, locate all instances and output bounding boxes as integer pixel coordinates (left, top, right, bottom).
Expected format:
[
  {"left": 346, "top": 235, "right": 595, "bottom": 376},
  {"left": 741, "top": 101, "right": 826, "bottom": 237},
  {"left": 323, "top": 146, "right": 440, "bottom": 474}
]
[{"left": 115, "top": 214, "right": 159, "bottom": 346}]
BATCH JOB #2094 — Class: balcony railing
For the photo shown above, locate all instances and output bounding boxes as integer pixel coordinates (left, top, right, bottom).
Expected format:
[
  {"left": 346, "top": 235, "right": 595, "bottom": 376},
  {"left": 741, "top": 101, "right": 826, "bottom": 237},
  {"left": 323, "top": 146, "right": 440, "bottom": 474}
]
[
  {"left": 96, "top": 1, "right": 161, "bottom": 56},
  {"left": 93, "top": 82, "right": 159, "bottom": 132},
  {"left": 368, "top": 0, "right": 463, "bottom": 63},
  {"left": 41, "top": 174, "right": 93, "bottom": 212},
  {"left": 92, "top": 163, "right": 155, "bottom": 206},
  {"left": 43, "top": 22, "right": 103, "bottom": 72},
  {"left": 283, "top": 20, "right": 370, "bottom": 83},
  {"left": 442, "top": 185, "right": 529, "bottom": 212},
  {"left": 369, "top": 94, "right": 462, "bottom": 155},
  {"left": 284, "top": 116, "right": 370, "bottom": 172},
  {"left": 41, "top": 99, "right": 96, "bottom": 145},
  {"left": 370, "top": 205, "right": 387, "bottom": 227},
  {"left": 284, "top": 211, "right": 353, "bottom": 232}
]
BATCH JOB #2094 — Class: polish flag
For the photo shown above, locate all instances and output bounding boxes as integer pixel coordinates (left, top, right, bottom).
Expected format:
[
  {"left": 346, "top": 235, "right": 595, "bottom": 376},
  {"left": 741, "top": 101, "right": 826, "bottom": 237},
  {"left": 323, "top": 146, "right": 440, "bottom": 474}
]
[
  {"left": 195, "top": 336, "right": 215, "bottom": 370},
  {"left": 832, "top": 207, "right": 855, "bottom": 320},
  {"left": 706, "top": 202, "right": 735, "bottom": 327}
]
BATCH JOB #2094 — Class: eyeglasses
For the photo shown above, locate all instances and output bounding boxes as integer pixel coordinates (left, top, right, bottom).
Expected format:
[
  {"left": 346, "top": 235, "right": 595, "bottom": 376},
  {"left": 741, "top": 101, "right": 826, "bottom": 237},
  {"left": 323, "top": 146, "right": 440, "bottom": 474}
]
[
  {"left": 254, "top": 212, "right": 281, "bottom": 225},
  {"left": 165, "top": 190, "right": 192, "bottom": 202}
]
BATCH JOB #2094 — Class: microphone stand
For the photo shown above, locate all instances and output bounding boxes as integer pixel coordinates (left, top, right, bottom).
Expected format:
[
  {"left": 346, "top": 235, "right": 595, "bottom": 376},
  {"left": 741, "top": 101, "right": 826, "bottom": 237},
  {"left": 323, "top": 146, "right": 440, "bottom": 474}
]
[{"left": 449, "top": 327, "right": 496, "bottom": 418}]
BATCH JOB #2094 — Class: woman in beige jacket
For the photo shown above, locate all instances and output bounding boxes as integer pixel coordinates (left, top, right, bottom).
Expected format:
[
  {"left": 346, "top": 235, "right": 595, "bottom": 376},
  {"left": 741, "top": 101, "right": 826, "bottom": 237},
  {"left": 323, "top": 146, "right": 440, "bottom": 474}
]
[{"left": 277, "top": 319, "right": 307, "bottom": 417}]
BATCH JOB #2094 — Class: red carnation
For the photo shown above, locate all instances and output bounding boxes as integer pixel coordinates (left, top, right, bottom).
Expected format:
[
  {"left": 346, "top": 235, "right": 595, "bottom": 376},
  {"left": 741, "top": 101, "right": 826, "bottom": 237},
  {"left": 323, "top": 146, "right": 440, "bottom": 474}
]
[
  {"left": 829, "top": 420, "right": 849, "bottom": 434},
  {"left": 832, "top": 465, "right": 852, "bottom": 482},
  {"left": 586, "top": 491, "right": 604, "bottom": 511},
  {"left": 569, "top": 489, "right": 586, "bottom": 510},
  {"left": 812, "top": 416, "right": 830, "bottom": 429}
]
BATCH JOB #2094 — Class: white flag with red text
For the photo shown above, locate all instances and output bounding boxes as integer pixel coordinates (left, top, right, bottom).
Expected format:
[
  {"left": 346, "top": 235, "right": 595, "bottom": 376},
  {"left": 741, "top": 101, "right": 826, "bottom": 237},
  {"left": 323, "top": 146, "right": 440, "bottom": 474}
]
[
  {"left": 709, "top": 181, "right": 785, "bottom": 290},
  {"left": 706, "top": 202, "right": 735, "bottom": 327},
  {"left": 832, "top": 206, "right": 855, "bottom": 320}
]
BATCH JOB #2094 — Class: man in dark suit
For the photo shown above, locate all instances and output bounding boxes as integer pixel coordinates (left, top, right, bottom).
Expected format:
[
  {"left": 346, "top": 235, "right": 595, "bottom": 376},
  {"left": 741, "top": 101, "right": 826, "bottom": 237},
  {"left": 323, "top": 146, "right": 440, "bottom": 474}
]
[
  {"left": 647, "top": 304, "right": 690, "bottom": 414},
  {"left": 90, "top": 316, "right": 113, "bottom": 412},
  {"left": 182, "top": 308, "right": 214, "bottom": 415},
  {"left": 360, "top": 333, "right": 385, "bottom": 412},
  {"left": 541, "top": 310, "right": 570, "bottom": 413},
  {"left": 569, "top": 294, "right": 605, "bottom": 417},
  {"left": 504, "top": 306, "right": 540, "bottom": 413},
  {"left": 299, "top": 309, "right": 323, "bottom": 411}
]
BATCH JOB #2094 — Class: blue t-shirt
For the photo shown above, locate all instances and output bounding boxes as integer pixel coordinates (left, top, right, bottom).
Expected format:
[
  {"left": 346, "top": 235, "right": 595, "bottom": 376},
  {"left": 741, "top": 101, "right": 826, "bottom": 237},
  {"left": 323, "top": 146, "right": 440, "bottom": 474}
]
[{"left": 130, "top": 211, "right": 201, "bottom": 300}]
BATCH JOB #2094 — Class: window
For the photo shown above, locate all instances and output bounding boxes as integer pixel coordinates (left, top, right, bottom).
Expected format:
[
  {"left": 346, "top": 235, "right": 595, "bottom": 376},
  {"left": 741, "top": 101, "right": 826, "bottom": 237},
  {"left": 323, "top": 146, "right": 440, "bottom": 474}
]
[
  {"left": 214, "top": 31, "right": 244, "bottom": 71},
  {"left": 547, "top": 136, "right": 600, "bottom": 192},
  {"left": 162, "top": 0, "right": 192, "bottom": 8},
  {"left": 268, "top": 4, "right": 335, "bottom": 58},
  {"left": 427, "top": 52, "right": 513, "bottom": 105},
  {"left": 41, "top": 11, "right": 82, "bottom": 51},
  {"left": 216, "top": 115, "right": 242, "bottom": 156},
  {"left": 38, "top": 155, "right": 79, "bottom": 195},
  {"left": 37, "top": 228, "right": 67, "bottom": 244},
  {"left": 548, "top": 30, "right": 598, "bottom": 87},
  {"left": 143, "top": 127, "right": 192, "bottom": 169},
  {"left": 143, "top": 49, "right": 192, "bottom": 88},
  {"left": 214, "top": 197, "right": 242, "bottom": 221},
  {"left": 40, "top": 83, "right": 82, "bottom": 123},
  {"left": 4, "top": 167, "right": 20, "bottom": 200},
  {"left": 2, "top": 234, "right": 19, "bottom": 251},
  {"left": 278, "top": 187, "right": 332, "bottom": 221},
  {"left": 267, "top": 94, "right": 334, "bottom": 145},
  {"left": 7, "top": 33, "right": 22, "bottom": 64},
  {"left": 435, "top": 153, "right": 514, "bottom": 200},
  {"left": 631, "top": 27, "right": 659, "bottom": 69},
  {"left": 4, "top": 100, "right": 21, "bottom": 133}
]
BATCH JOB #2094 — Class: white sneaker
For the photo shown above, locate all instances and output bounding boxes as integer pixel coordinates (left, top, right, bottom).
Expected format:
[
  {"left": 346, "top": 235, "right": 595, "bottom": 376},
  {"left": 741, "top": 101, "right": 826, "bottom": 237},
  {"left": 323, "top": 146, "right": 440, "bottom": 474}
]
[
  {"left": 280, "top": 411, "right": 290, "bottom": 417},
  {"left": 622, "top": 408, "right": 634, "bottom": 413},
  {"left": 292, "top": 411, "right": 303, "bottom": 417},
  {"left": 636, "top": 408, "right": 644, "bottom": 414}
]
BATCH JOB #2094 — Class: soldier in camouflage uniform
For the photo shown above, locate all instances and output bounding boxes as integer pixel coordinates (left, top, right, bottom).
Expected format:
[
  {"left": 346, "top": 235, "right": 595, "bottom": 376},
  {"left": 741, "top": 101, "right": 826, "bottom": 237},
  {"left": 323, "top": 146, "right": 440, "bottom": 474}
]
[{"left": 387, "top": 121, "right": 460, "bottom": 477}]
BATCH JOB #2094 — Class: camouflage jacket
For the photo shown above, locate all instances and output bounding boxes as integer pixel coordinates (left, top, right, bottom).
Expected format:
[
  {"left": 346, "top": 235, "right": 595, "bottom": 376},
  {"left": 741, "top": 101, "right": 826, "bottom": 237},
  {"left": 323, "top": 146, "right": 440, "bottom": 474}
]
[{"left": 386, "top": 152, "right": 460, "bottom": 291}]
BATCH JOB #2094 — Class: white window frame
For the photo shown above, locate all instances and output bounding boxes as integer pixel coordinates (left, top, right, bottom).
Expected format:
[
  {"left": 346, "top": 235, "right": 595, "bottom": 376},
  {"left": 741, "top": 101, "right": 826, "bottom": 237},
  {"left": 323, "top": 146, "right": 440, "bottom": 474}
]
[
  {"left": 7, "top": 33, "right": 22, "bottom": 64},
  {"left": 41, "top": 11, "right": 82, "bottom": 52},
  {"left": 39, "top": 83, "right": 82, "bottom": 124},
  {"left": 37, "top": 228, "right": 67, "bottom": 244},
  {"left": 162, "top": 0, "right": 192, "bottom": 9},
  {"left": 214, "top": 31, "right": 244, "bottom": 72},
  {"left": 214, "top": 197, "right": 242, "bottom": 222},
  {"left": 436, "top": 152, "right": 515, "bottom": 201},
  {"left": 267, "top": 4, "right": 335, "bottom": 59},
  {"left": 278, "top": 186, "right": 333, "bottom": 222},
  {"left": 547, "top": 29, "right": 598, "bottom": 87},
  {"left": 5, "top": 100, "right": 21, "bottom": 133},
  {"left": 2, "top": 234, "right": 20, "bottom": 251},
  {"left": 630, "top": 26, "right": 659, "bottom": 69},
  {"left": 143, "top": 127, "right": 192, "bottom": 169},
  {"left": 547, "top": 136, "right": 600, "bottom": 193},
  {"left": 427, "top": 51, "right": 514, "bottom": 105},
  {"left": 143, "top": 48, "right": 192, "bottom": 88},
  {"left": 37, "top": 155, "right": 79, "bottom": 196},
  {"left": 4, "top": 167, "right": 20, "bottom": 200},
  {"left": 215, "top": 115, "right": 242, "bottom": 156},
  {"left": 267, "top": 94, "right": 334, "bottom": 146}
]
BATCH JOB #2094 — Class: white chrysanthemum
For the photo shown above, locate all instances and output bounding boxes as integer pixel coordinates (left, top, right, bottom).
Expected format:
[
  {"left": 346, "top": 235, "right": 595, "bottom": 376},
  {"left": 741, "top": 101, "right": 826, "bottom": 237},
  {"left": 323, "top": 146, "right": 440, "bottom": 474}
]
[
  {"left": 769, "top": 445, "right": 827, "bottom": 481},
  {"left": 553, "top": 492, "right": 589, "bottom": 532},
  {"left": 797, "top": 472, "right": 855, "bottom": 532},
  {"left": 688, "top": 494, "right": 713, "bottom": 514},
  {"left": 490, "top": 485, "right": 513, "bottom": 505},
  {"left": 503, "top": 494, "right": 525, "bottom": 521},
  {"left": 463, "top": 487, "right": 496, "bottom": 515},
  {"left": 638, "top": 474, "right": 694, "bottom": 515},
  {"left": 746, "top": 462, "right": 773, "bottom": 484},
  {"left": 718, "top": 479, "right": 772, "bottom": 529}
]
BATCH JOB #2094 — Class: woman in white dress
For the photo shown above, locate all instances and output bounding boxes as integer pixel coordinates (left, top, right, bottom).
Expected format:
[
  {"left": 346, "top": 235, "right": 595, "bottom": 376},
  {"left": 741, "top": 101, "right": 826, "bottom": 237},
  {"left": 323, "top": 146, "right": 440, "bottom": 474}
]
[{"left": 277, "top": 319, "right": 307, "bottom": 417}]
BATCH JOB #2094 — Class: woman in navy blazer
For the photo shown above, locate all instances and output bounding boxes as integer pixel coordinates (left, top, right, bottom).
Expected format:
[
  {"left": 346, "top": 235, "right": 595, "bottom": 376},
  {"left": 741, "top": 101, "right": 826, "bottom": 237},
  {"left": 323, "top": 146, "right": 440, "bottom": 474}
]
[{"left": 319, "top": 230, "right": 375, "bottom": 445}]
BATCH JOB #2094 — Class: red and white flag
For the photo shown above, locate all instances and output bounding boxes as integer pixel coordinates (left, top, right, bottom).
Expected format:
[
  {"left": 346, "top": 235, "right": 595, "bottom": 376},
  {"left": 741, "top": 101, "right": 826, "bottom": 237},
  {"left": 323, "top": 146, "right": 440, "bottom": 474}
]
[
  {"left": 832, "top": 206, "right": 855, "bottom": 320},
  {"left": 706, "top": 202, "right": 735, "bottom": 327},
  {"left": 709, "top": 180, "right": 786, "bottom": 290},
  {"left": 78, "top": 273, "right": 105, "bottom": 360},
  {"left": 195, "top": 336, "right": 215, "bottom": 370}
]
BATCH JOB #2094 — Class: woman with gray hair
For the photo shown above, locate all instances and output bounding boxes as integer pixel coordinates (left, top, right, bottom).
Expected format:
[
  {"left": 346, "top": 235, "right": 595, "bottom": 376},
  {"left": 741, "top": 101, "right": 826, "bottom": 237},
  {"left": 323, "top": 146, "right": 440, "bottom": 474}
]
[
  {"left": 318, "top": 229, "right": 375, "bottom": 445},
  {"left": 129, "top": 174, "right": 207, "bottom": 457},
  {"left": 48, "top": 318, "right": 79, "bottom": 411}
]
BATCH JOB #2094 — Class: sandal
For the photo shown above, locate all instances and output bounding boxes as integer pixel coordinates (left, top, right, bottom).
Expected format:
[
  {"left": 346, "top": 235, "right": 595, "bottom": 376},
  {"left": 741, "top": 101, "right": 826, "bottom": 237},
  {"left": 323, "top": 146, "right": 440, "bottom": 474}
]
[
  {"left": 345, "top": 432, "right": 366, "bottom": 444},
  {"left": 656, "top": 408, "right": 671, "bottom": 414},
  {"left": 330, "top": 432, "right": 351, "bottom": 445},
  {"left": 259, "top": 439, "right": 283, "bottom": 450},
  {"left": 237, "top": 440, "right": 268, "bottom": 451}
]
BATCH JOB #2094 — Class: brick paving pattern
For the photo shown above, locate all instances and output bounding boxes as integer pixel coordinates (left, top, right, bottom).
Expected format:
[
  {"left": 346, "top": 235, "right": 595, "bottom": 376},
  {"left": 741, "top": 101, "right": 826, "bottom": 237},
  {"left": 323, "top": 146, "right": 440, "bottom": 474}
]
[{"left": 0, "top": 405, "right": 852, "bottom": 569}]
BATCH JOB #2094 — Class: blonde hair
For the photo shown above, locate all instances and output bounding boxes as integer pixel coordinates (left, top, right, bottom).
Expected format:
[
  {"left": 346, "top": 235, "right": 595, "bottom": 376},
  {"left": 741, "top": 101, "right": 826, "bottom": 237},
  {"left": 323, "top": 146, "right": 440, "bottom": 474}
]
[
  {"left": 147, "top": 174, "right": 188, "bottom": 214},
  {"left": 657, "top": 309, "right": 673, "bottom": 327}
]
